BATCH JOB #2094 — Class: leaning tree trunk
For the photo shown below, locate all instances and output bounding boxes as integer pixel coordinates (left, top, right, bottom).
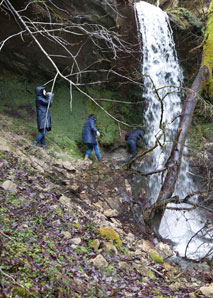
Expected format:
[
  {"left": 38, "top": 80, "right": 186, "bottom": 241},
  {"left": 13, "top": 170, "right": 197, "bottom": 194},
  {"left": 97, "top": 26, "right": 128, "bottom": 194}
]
[
  {"left": 148, "top": 1, "right": 213, "bottom": 232},
  {"left": 202, "top": 1, "right": 213, "bottom": 99}
]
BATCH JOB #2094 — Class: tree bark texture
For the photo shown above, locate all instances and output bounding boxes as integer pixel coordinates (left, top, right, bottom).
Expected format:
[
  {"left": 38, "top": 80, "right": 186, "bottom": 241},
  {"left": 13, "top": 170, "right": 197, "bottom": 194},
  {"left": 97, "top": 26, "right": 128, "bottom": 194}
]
[{"left": 202, "top": 1, "right": 213, "bottom": 98}]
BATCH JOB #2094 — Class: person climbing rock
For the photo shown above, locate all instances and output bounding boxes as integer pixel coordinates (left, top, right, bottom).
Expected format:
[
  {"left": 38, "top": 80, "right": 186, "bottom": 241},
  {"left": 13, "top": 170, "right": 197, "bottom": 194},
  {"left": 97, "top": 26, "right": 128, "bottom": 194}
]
[
  {"left": 125, "top": 128, "right": 148, "bottom": 163},
  {"left": 82, "top": 114, "right": 101, "bottom": 161},
  {"left": 34, "top": 86, "right": 54, "bottom": 149}
]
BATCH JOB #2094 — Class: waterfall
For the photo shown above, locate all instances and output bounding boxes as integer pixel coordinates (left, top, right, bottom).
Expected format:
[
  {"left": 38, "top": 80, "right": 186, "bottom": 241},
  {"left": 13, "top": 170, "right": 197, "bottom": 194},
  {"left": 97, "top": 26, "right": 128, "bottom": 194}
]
[{"left": 135, "top": 1, "right": 212, "bottom": 260}]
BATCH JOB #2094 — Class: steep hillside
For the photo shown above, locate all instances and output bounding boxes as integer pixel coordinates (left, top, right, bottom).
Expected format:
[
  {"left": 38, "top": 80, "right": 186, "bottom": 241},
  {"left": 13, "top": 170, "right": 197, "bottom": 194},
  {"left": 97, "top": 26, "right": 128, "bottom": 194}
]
[{"left": 0, "top": 114, "right": 212, "bottom": 297}]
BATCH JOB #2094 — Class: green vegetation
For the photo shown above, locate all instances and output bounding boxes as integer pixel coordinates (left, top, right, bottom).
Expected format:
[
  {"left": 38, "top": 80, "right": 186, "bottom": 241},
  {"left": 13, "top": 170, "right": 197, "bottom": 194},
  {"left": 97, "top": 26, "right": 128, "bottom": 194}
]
[
  {"left": 202, "top": 2, "right": 213, "bottom": 98},
  {"left": 148, "top": 252, "right": 164, "bottom": 264},
  {"left": 87, "top": 87, "right": 120, "bottom": 145},
  {"left": 0, "top": 73, "right": 143, "bottom": 158},
  {"left": 167, "top": 7, "right": 203, "bottom": 32},
  {"left": 188, "top": 118, "right": 213, "bottom": 153},
  {"left": 97, "top": 227, "right": 122, "bottom": 248}
]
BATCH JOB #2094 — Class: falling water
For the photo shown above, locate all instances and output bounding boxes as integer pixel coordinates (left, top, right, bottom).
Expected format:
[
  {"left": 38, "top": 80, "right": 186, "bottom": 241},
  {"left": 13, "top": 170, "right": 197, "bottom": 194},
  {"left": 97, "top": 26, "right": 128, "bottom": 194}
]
[{"left": 135, "top": 1, "right": 212, "bottom": 260}]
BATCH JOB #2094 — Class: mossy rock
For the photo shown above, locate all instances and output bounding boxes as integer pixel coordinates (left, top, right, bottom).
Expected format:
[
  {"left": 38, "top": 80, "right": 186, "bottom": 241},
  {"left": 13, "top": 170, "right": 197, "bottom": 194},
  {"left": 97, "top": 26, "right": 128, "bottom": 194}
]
[
  {"left": 12, "top": 286, "right": 32, "bottom": 297},
  {"left": 148, "top": 269, "right": 156, "bottom": 279},
  {"left": 97, "top": 227, "right": 122, "bottom": 248},
  {"left": 149, "top": 251, "right": 164, "bottom": 263},
  {"left": 168, "top": 7, "right": 203, "bottom": 32}
]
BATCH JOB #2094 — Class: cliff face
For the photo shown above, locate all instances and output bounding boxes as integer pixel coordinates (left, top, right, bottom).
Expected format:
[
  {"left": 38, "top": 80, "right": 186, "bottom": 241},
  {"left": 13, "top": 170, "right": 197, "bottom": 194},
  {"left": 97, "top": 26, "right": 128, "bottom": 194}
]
[
  {"left": 0, "top": 0, "right": 138, "bottom": 86},
  {"left": 0, "top": 0, "right": 112, "bottom": 79},
  {"left": 147, "top": 0, "right": 210, "bottom": 13},
  {"left": 0, "top": 0, "right": 207, "bottom": 84}
]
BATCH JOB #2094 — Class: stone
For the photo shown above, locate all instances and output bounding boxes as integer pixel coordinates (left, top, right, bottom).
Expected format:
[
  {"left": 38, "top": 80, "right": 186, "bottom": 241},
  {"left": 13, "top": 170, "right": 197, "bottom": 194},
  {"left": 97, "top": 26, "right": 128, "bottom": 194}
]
[
  {"left": 52, "top": 220, "right": 61, "bottom": 227},
  {"left": 155, "top": 242, "right": 173, "bottom": 259},
  {"left": 103, "top": 196, "right": 122, "bottom": 211},
  {"left": 70, "top": 183, "right": 79, "bottom": 191},
  {"left": 122, "top": 292, "right": 134, "bottom": 297},
  {"left": 126, "top": 233, "right": 135, "bottom": 242},
  {"left": 104, "top": 209, "right": 118, "bottom": 217},
  {"left": 93, "top": 239, "right": 101, "bottom": 251},
  {"left": 93, "top": 201, "right": 103, "bottom": 211},
  {"left": 90, "top": 254, "right": 108, "bottom": 267},
  {"left": 125, "top": 179, "right": 132, "bottom": 195},
  {"left": 134, "top": 249, "right": 143, "bottom": 256},
  {"left": 98, "top": 227, "right": 122, "bottom": 247},
  {"left": 19, "top": 224, "right": 29, "bottom": 229},
  {"left": 110, "top": 218, "right": 121, "bottom": 226},
  {"left": 50, "top": 204, "right": 59, "bottom": 210},
  {"left": 0, "top": 137, "right": 12, "bottom": 152},
  {"left": 140, "top": 256, "right": 150, "bottom": 266},
  {"left": 137, "top": 239, "right": 155, "bottom": 252},
  {"left": 62, "top": 161, "right": 76, "bottom": 172},
  {"left": 61, "top": 231, "right": 71, "bottom": 239},
  {"left": 72, "top": 237, "right": 81, "bottom": 245},
  {"left": 59, "top": 195, "right": 72, "bottom": 210},
  {"left": 200, "top": 283, "right": 213, "bottom": 297},
  {"left": 170, "top": 282, "right": 181, "bottom": 291},
  {"left": 1, "top": 180, "right": 17, "bottom": 192},
  {"left": 119, "top": 261, "right": 130, "bottom": 270},
  {"left": 102, "top": 241, "right": 118, "bottom": 254}
]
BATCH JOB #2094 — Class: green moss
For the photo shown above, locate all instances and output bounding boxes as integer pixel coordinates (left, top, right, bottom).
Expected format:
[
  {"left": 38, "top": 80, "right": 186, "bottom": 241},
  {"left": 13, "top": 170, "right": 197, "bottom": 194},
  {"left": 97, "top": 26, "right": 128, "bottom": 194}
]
[
  {"left": 97, "top": 227, "right": 122, "bottom": 248},
  {"left": 188, "top": 126, "right": 204, "bottom": 152},
  {"left": 49, "top": 87, "right": 88, "bottom": 143},
  {"left": 0, "top": 74, "right": 88, "bottom": 156},
  {"left": 188, "top": 120, "right": 213, "bottom": 152},
  {"left": 49, "top": 135, "right": 82, "bottom": 159},
  {"left": 12, "top": 286, "right": 31, "bottom": 297},
  {"left": 148, "top": 252, "right": 164, "bottom": 263},
  {"left": 86, "top": 87, "right": 120, "bottom": 146},
  {"left": 167, "top": 8, "right": 203, "bottom": 32},
  {"left": 147, "top": 269, "right": 156, "bottom": 279},
  {"left": 86, "top": 86, "right": 143, "bottom": 146},
  {"left": 0, "top": 73, "right": 144, "bottom": 157},
  {"left": 202, "top": 4, "right": 213, "bottom": 98},
  {"left": 179, "top": 8, "right": 203, "bottom": 30}
]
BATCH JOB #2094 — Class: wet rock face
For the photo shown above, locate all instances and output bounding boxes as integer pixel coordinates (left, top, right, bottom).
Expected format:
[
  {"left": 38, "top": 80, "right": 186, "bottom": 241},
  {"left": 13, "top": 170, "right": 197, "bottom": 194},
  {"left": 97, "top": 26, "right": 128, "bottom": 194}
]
[
  {"left": 0, "top": 0, "right": 139, "bottom": 83},
  {"left": 51, "top": 0, "right": 116, "bottom": 27},
  {"left": 179, "top": 0, "right": 210, "bottom": 14},
  {"left": 0, "top": 0, "right": 207, "bottom": 87},
  {"left": 149, "top": 0, "right": 210, "bottom": 14},
  {"left": 0, "top": 0, "right": 116, "bottom": 79}
]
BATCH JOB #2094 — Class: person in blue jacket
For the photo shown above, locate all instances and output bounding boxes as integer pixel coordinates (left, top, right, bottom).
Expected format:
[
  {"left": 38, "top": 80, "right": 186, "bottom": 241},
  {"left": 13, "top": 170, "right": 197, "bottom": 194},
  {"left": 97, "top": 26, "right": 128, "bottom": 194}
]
[
  {"left": 82, "top": 114, "right": 101, "bottom": 161},
  {"left": 34, "top": 86, "right": 54, "bottom": 149},
  {"left": 125, "top": 128, "right": 148, "bottom": 163}
]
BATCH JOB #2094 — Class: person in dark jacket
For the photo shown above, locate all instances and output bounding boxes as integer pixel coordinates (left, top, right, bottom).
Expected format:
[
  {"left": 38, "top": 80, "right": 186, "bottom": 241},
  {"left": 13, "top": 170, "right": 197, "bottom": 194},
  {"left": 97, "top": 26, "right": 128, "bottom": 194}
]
[
  {"left": 82, "top": 114, "right": 101, "bottom": 161},
  {"left": 34, "top": 86, "right": 54, "bottom": 149},
  {"left": 125, "top": 128, "right": 148, "bottom": 163}
]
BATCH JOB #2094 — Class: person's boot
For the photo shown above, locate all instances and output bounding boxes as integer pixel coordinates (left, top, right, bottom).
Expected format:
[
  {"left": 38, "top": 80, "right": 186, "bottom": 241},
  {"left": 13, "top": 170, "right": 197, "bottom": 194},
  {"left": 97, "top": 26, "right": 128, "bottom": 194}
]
[
  {"left": 33, "top": 141, "right": 39, "bottom": 147},
  {"left": 42, "top": 144, "right": 47, "bottom": 150},
  {"left": 84, "top": 155, "right": 89, "bottom": 161}
]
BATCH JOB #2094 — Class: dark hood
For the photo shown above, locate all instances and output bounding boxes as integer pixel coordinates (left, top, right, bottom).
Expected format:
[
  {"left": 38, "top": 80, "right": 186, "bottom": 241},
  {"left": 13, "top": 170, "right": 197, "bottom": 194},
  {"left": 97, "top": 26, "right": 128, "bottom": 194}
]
[
  {"left": 88, "top": 115, "right": 96, "bottom": 121},
  {"left": 35, "top": 86, "right": 45, "bottom": 96}
]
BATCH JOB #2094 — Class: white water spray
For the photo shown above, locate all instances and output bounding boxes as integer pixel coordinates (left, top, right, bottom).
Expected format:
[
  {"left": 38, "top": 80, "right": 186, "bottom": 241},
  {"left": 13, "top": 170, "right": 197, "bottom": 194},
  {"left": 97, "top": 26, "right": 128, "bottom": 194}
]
[{"left": 135, "top": 1, "right": 212, "bottom": 260}]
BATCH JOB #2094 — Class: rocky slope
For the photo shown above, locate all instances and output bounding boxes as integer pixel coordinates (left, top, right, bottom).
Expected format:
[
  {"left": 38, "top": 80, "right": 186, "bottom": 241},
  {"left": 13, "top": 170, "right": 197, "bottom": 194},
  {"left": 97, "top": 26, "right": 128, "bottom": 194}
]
[{"left": 0, "top": 114, "right": 212, "bottom": 297}]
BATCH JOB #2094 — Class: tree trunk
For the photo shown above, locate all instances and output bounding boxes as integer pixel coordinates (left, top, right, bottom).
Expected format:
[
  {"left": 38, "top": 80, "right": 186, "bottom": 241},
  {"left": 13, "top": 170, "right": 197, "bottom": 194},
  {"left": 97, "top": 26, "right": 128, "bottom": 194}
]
[
  {"left": 202, "top": 1, "right": 213, "bottom": 99},
  {"left": 149, "top": 0, "right": 213, "bottom": 231}
]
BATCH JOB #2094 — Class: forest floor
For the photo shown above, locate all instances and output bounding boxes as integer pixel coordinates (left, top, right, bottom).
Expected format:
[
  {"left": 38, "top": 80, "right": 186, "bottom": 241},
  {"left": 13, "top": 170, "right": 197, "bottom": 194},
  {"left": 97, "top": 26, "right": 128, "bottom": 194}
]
[{"left": 0, "top": 114, "right": 212, "bottom": 297}]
